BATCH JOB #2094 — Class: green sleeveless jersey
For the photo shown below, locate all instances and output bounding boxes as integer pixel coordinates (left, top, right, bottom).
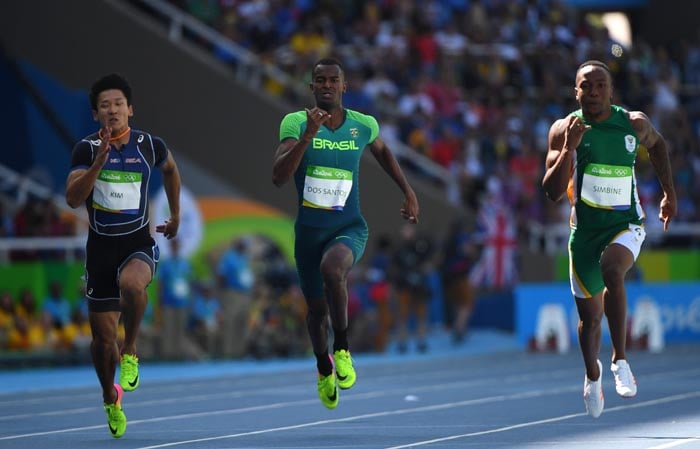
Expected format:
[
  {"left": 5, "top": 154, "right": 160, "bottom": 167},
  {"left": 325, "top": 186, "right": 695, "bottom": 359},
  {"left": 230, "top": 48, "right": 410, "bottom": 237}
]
[
  {"left": 569, "top": 105, "right": 644, "bottom": 230},
  {"left": 279, "top": 108, "right": 379, "bottom": 227}
]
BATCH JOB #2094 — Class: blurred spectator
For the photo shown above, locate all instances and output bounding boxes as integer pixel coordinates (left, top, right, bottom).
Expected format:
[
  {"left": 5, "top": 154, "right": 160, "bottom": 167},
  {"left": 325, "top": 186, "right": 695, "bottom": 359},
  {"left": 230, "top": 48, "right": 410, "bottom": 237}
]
[
  {"left": 362, "top": 67, "right": 399, "bottom": 105},
  {"left": 190, "top": 279, "right": 222, "bottom": 356},
  {"left": 440, "top": 217, "right": 480, "bottom": 344},
  {"left": 0, "top": 290, "right": 15, "bottom": 348},
  {"left": 41, "top": 280, "right": 72, "bottom": 329},
  {"left": 10, "top": 196, "right": 74, "bottom": 261},
  {"left": 61, "top": 303, "right": 91, "bottom": 353},
  {"left": 246, "top": 283, "right": 290, "bottom": 358},
  {"left": 259, "top": 241, "right": 297, "bottom": 298},
  {"left": 11, "top": 198, "right": 44, "bottom": 260},
  {"left": 343, "top": 70, "right": 375, "bottom": 115},
  {"left": 288, "top": 18, "right": 331, "bottom": 68},
  {"left": 15, "top": 288, "right": 38, "bottom": 321},
  {"left": 157, "top": 238, "right": 202, "bottom": 360},
  {"left": 391, "top": 223, "right": 435, "bottom": 353},
  {"left": 277, "top": 283, "right": 309, "bottom": 355},
  {"left": 431, "top": 124, "right": 462, "bottom": 168},
  {"left": 216, "top": 237, "right": 254, "bottom": 358},
  {"left": 345, "top": 270, "right": 376, "bottom": 353},
  {"left": 363, "top": 234, "right": 393, "bottom": 352},
  {"left": 7, "top": 314, "right": 48, "bottom": 352}
]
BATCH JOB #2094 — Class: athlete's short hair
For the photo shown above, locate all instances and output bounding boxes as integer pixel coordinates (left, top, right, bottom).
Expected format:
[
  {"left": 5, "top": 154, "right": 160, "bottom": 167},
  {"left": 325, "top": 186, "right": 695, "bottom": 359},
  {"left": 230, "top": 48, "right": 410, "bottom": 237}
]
[
  {"left": 89, "top": 73, "right": 132, "bottom": 110},
  {"left": 312, "top": 58, "right": 344, "bottom": 76},
  {"left": 576, "top": 60, "right": 612, "bottom": 82}
]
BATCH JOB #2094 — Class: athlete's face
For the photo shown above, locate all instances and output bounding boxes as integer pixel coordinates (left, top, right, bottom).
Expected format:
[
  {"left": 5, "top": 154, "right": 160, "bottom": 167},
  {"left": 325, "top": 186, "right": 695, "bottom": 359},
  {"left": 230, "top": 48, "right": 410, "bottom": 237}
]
[
  {"left": 575, "top": 66, "right": 613, "bottom": 121},
  {"left": 93, "top": 89, "right": 133, "bottom": 133},
  {"left": 310, "top": 64, "right": 346, "bottom": 110}
]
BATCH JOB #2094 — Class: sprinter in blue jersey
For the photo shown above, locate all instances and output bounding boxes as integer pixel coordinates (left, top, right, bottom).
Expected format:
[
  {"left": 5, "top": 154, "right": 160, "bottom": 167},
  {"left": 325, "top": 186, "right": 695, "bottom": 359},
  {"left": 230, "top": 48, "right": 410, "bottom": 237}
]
[
  {"left": 66, "top": 73, "right": 181, "bottom": 438},
  {"left": 273, "top": 58, "right": 419, "bottom": 409}
]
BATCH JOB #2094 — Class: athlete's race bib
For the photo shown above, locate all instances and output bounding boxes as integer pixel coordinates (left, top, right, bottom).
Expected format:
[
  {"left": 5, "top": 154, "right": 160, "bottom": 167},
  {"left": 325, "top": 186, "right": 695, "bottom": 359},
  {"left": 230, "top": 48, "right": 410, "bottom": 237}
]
[
  {"left": 302, "top": 165, "right": 353, "bottom": 210},
  {"left": 93, "top": 169, "right": 142, "bottom": 214},
  {"left": 580, "top": 163, "right": 632, "bottom": 210}
]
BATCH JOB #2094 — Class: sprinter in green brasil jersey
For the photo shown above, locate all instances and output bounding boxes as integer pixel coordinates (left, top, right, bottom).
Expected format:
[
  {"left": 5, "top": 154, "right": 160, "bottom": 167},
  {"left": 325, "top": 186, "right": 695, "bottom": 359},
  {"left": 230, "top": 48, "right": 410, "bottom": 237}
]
[
  {"left": 542, "top": 60, "right": 676, "bottom": 418},
  {"left": 272, "top": 58, "right": 419, "bottom": 409}
]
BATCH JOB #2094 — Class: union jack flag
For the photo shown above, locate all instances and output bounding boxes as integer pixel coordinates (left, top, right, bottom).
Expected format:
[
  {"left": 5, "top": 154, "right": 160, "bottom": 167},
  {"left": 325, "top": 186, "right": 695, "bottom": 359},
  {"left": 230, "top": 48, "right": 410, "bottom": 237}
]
[{"left": 469, "top": 205, "right": 518, "bottom": 289}]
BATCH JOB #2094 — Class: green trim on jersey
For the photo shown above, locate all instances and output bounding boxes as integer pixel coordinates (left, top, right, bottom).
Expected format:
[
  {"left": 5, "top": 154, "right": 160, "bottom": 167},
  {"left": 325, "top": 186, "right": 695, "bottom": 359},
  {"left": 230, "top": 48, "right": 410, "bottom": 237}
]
[
  {"left": 278, "top": 108, "right": 380, "bottom": 228},
  {"left": 570, "top": 105, "right": 644, "bottom": 230}
]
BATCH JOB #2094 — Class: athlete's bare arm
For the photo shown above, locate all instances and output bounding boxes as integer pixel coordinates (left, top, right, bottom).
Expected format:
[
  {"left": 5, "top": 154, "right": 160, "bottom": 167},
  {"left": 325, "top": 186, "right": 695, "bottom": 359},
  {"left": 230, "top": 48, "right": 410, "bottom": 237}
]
[
  {"left": 542, "top": 115, "right": 590, "bottom": 202},
  {"left": 368, "top": 137, "right": 419, "bottom": 223},
  {"left": 156, "top": 151, "right": 181, "bottom": 239},
  {"left": 629, "top": 110, "right": 676, "bottom": 231},
  {"left": 272, "top": 108, "right": 329, "bottom": 187},
  {"left": 65, "top": 126, "right": 112, "bottom": 208}
]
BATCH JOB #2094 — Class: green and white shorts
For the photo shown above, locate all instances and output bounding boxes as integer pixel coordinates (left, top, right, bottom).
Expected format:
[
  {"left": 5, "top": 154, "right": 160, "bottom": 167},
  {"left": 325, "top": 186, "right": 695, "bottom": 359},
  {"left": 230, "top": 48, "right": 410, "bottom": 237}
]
[{"left": 569, "top": 222, "right": 645, "bottom": 298}]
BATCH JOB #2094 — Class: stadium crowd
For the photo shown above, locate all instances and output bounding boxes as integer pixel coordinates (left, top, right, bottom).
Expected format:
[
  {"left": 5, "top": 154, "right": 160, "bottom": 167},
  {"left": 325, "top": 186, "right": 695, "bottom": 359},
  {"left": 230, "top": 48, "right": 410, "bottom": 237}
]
[
  {"left": 0, "top": 223, "right": 480, "bottom": 361},
  {"left": 168, "top": 0, "right": 700, "bottom": 239},
  {"left": 3, "top": 0, "right": 700, "bottom": 362}
]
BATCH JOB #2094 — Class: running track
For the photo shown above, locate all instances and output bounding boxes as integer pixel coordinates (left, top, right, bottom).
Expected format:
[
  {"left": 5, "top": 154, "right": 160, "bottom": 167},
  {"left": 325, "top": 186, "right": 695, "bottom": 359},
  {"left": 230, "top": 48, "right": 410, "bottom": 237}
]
[{"left": 1, "top": 330, "right": 699, "bottom": 449}]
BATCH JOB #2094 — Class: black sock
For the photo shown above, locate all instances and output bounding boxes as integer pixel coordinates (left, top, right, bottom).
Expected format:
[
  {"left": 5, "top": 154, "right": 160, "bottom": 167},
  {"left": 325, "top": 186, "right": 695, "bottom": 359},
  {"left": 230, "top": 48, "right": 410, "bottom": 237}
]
[
  {"left": 315, "top": 350, "right": 333, "bottom": 376},
  {"left": 332, "top": 326, "right": 348, "bottom": 352}
]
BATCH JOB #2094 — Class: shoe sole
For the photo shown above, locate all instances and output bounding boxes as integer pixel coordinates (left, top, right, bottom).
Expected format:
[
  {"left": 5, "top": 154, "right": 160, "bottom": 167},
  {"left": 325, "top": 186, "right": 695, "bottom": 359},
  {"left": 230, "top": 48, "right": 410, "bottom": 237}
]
[{"left": 617, "top": 390, "right": 637, "bottom": 398}]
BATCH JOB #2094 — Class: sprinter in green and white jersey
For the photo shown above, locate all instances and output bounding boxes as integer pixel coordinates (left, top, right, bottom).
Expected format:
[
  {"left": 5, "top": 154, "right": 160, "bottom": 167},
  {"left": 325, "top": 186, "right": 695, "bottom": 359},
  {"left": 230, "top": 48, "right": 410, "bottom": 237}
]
[
  {"left": 273, "top": 58, "right": 419, "bottom": 409},
  {"left": 543, "top": 60, "right": 676, "bottom": 418}
]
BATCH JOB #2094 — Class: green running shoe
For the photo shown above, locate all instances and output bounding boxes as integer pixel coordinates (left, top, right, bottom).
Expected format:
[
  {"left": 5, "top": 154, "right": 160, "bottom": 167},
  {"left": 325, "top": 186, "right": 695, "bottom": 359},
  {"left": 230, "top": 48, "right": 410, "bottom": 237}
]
[
  {"left": 317, "top": 372, "right": 338, "bottom": 409},
  {"left": 119, "top": 353, "right": 140, "bottom": 391},
  {"left": 333, "top": 349, "right": 356, "bottom": 390},
  {"left": 104, "top": 384, "right": 126, "bottom": 438}
]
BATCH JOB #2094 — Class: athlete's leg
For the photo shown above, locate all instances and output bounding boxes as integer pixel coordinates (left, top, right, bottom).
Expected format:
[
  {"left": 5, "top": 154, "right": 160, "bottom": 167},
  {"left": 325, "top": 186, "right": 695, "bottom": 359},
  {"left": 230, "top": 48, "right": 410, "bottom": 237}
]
[
  {"left": 306, "top": 297, "right": 332, "bottom": 373},
  {"left": 89, "top": 310, "right": 121, "bottom": 403},
  {"left": 320, "top": 242, "right": 354, "bottom": 350},
  {"left": 600, "top": 243, "right": 635, "bottom": 363},
  {"left": 119, "top": 258, "right": 152, "bottom": 355},
  {"left": 575, "top": 293, "right": 604, "bottom": 381}
]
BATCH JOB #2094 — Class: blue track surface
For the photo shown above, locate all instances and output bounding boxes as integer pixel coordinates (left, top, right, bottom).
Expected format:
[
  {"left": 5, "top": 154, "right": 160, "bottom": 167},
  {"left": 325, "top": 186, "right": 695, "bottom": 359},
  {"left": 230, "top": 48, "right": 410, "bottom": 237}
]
[{"left": 1, "top": 330, "right": 699, "bottom": 449}]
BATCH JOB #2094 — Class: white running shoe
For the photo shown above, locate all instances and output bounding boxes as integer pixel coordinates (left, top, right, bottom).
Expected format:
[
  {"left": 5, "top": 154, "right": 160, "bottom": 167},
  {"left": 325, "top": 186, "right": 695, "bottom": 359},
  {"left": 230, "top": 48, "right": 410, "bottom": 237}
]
[
  {"left": 583, "top": 359, "right": 604, "bottom": 418},
  {"left": 611, "top": 359, "right": 637, "bottom": 398}
]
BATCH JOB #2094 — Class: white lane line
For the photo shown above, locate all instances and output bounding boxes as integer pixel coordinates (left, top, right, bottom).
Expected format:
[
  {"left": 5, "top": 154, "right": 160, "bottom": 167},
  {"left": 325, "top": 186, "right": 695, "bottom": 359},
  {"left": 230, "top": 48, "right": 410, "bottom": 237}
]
[
  {"left": 0, "top": 369, "right": 574, "bottom": 422},
  {"left": 132, "top": 387, "right": 580, "bottom": 449},
  {"left": 644, "top": 437, "right": 700, "bottom": 449},
  {"left": 382, "top": 391, "right": 700, "bottom": 449},
  {"left": 0, "top": 385, "right": 575, "bottom": 442},
  {"left": 1, "top": 378, "right": 698, "bottom": 446},
  {"left": 3, "top": 365, "right": 699, "bottom": 419}
]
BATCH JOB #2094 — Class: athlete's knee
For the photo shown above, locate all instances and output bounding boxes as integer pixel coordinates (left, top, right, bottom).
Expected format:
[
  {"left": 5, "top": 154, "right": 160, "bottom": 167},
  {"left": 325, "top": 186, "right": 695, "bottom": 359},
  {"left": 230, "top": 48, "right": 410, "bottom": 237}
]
[
  {"left": 119, "top": 272, "right": 149, "bottom": 299},
  {"left": 319, "top": 261, "right": 348, "bottom": 287},
  {"left": 320, "top": 244, "right": 353, "bottom": 285},
  {"left": 601, "top": 263, "right": 626, "bottom": 287},
  {"left": 91, "top": 325, "right": 118, "bottom": 347},
  {"left": 576, "top": 297, "right": 604, "bottom": 326},
  {"left": 119, "top": 258, "right": 153, "bottom": 296},
  {"left": 579, "top": 312, "right": 603, "bottom": 330}
]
